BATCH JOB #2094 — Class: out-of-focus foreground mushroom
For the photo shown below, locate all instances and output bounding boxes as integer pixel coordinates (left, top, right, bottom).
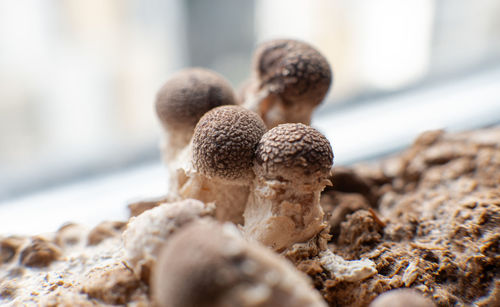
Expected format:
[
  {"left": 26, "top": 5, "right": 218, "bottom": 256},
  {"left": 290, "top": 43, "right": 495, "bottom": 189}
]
[
  {"left": 178, "top": 105, "right": 267, "bottom": 224},
  {"left": 369, "top": 289, "right": 436, "bottom": 307},
  {"left": 152, "top": 220, "right": 327, "bottom": 307},
  {"left": 243, "top": 123, "right": 332, "bottom": 251},
  {"left": 122, "top": 199, "right": 214, "bottom": 282},
  {"left": 239, "top": 39, "right": 332, "bottom": 128},
  {"left": 155, "top": 68, "right": 237, "bottom": 196}
]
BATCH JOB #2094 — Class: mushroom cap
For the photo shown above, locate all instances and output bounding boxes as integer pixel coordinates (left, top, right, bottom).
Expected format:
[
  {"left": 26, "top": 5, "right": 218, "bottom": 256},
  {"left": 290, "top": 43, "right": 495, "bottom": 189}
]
[
  {"left": 369, "top": 289, "right": 436, "bottom": 307},
  {"left": 192, "top": 105, "right": 267, "bottom": 183},
  {"left": 255, "top": 123, "right": 333, "bottom": 180},
  {"left": 155, "top": 68, "right": 237, "bottom": 132},
  {"left": 253, "top": 39, "right": 332, "bottom": 107},
  {"left": 153, "top": 221, "right": 241, "bottom": 307},
  {"left": 153, "top": 220, "right": 327, "bottom": 307}
]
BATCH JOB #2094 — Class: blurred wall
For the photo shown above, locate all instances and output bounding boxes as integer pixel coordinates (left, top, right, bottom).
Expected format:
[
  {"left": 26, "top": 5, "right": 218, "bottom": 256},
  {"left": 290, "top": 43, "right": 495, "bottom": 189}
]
[
  {"left": 0, "top": 0, "right": 187, "bottom": 198},
  {"left": 185, "top": 0, "right": 254, "bottom": 87},
  {"left": 1, "top": 0, "right": 499, "bottom": 200}
]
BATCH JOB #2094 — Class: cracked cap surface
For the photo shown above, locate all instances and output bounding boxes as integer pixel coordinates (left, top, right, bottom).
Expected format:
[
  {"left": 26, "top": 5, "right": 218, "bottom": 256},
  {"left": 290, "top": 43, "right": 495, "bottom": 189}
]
[
  {"left": 255, "top": 123, "right": 333, "bottom": 179},
  {"left": 155, "top": 68, "right": 237, "bottom": 131},
  {"left": 192, "top": 105, "right": 267, "bottom": 182},
  {"left": 253, "top": 39, "right": 332, "bottom": 106}
]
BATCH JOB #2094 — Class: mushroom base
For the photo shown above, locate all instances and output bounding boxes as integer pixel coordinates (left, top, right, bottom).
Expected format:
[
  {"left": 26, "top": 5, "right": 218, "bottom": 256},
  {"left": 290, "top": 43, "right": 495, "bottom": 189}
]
[
  {"left": 242, "top": 87, "right": 316, "bottom": 129},
  {"left": 243, "top": 178, "right": 327, "bottom": 252},
  {"left": 179, "top": 173, "right": 249, "bottom": 224}
]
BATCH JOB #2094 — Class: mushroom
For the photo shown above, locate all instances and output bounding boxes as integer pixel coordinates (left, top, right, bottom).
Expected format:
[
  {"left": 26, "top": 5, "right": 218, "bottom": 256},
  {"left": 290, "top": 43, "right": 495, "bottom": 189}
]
[
  {"left": 369, "top": 289, "right": 436, "bottom": 307},
  {"left": 242, "top": 123, "right": 378, "bottom": 281},
  {"left": 155, "top": 68, "right": 237, "bottom": 196},
  {"left": 178, "top": 105, "right": 267, "bottom": 224},
  {"left": 122, "top": 199, "right": 214, "bottom": 282},
  {"left": 242, "top": 123, "right": 333, "bottom": 251},
  {"left": 152, "top": 220, "right": 327, "bottom": 307},
  {"left": 240, "top": 39, "right": 332, "bottom": 128}
]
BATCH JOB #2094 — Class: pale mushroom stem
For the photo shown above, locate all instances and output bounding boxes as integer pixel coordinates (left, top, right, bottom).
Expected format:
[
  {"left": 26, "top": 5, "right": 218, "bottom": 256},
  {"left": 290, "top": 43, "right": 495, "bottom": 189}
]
[
  {"left": 179, "top": 174, "right": 250, "bottom": 224},
  {"left": 244, "top": 175, "right": 329, "bottom": 252}
]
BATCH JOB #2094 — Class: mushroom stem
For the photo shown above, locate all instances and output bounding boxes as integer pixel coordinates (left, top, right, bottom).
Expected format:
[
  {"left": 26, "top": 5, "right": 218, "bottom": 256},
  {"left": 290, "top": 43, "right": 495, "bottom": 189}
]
[
  {"left": 244, "top": 173, "right": 330, "bottom": 252},
  {"left": 179, "top": 175, "right": 251, "bottom": 224},
  {"left": 159, "top": 126, "right": 193, "bottom": 164}
]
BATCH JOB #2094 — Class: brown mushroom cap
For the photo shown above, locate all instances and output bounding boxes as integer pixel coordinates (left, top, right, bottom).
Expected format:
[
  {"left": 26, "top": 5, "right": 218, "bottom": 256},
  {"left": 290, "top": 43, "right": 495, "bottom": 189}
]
[
  {"left": 369, "top": 289, "right": 436, "bottom": 307},
  {"left": 255, "top": 123, "right": 333, "bottom": 180},
  {"left": 153, "top": 222, "right": 240, "bottom": 307},
  {"left": 253, "top": 39, "right": 332, "bottom": 106},
  {"left": 155, "top": 68, "right": 237, "bottom": 132},
  {"left": 153, "top": 221, "right": 327, "bottom": 307},
  {"left": 192, "top": 105, "right": 267, "bottom": 183}
]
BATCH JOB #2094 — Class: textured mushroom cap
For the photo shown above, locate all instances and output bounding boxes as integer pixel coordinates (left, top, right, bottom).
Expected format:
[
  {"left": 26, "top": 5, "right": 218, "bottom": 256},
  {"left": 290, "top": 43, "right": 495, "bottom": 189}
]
[
  {"left": 192, "top": 105, "right": 267, "bottom": 183},
  {"left": 153, "top": 220, "right": 327, "bottom": 307},
  {"left": 155, "top": 68, "right": 237, "bottom": 131},
  {"left": 253, "top": 39, "right": 332, "bottom": 106},
  {"left": 369, "top": 289, "right": 436, "bottom": 307},
  {"left": 255, "top": 123, "right": 333, "bottom": 179}
]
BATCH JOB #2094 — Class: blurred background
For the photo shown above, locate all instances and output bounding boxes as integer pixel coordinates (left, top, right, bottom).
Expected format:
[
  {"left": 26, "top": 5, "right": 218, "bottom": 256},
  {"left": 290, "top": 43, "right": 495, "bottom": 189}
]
[{"left": 1, "top": 0, "right": 500, "bottom": 233}]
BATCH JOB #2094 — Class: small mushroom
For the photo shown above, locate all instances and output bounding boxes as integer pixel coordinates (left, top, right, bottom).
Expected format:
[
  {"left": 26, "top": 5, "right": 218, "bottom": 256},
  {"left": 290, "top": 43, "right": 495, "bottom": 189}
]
[
  {"left": 179, "top": 105, "right": 267, "bottom": 224},
  {"left": 369, "top": 289, "right": 436, "bottom": 307},
  {"left": 122, "top": 199, "right": 214, "bottom": 282},
  {"left": 243, "top": 123, "right": 333, "bottom": 251},
  {"left": 155, "top": 68, "right": 237, "bottom": 196},
  {"left": 152, "top": 220, "right": 327, "bottom": 307},
  {"left": 240, "top": 39, "right": 332, "bottom": 128}
]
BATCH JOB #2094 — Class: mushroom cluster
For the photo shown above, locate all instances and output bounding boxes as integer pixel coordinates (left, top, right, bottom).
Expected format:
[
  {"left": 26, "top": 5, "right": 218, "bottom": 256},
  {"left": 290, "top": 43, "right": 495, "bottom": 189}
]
[{"left": 122, "top": 38, "right": 378, "bottom": 306}]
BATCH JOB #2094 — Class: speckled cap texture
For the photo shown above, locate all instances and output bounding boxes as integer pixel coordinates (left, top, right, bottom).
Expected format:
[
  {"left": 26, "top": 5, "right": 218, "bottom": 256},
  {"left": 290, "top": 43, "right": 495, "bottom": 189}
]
[
  {"left": 155, "top": 68, "right": 236, "bottom": 130},
  {"left": 255, "top": 123, "right": 333, "bottom": 178},
  {"left": 253, "top": 39, "right": 332, "bottom": 105}
]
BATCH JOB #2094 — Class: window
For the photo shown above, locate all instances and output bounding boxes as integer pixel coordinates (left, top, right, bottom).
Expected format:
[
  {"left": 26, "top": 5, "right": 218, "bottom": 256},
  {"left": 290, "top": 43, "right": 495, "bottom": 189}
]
[{"left": 1, "top": 0, "right": 499, "bottom": 233}]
